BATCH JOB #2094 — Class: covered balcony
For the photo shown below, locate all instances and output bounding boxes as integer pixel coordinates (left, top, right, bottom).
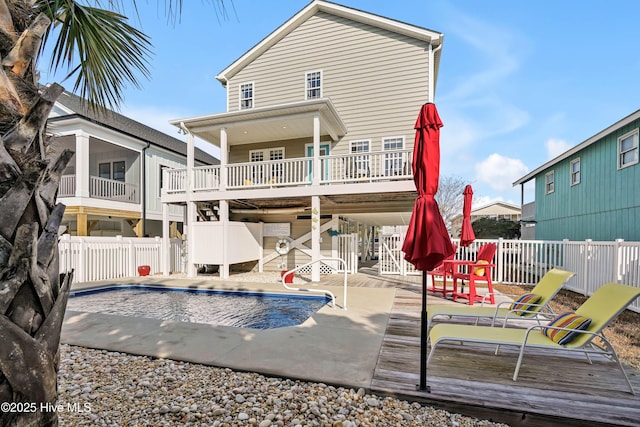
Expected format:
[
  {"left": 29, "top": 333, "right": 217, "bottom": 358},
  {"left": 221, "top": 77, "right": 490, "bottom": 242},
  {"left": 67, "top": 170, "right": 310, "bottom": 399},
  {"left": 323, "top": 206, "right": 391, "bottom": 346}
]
[
  {"left": 163, "top": 149, "right": 413, "bottom": 194},
  {"left": 59, "top": 175, "right": 139, "bottom": 203}
]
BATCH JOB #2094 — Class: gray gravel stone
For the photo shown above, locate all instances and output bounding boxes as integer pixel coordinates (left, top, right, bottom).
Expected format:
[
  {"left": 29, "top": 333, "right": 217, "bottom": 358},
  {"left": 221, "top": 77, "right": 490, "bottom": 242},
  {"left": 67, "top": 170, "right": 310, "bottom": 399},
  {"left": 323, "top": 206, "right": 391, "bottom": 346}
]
[{"left": 56, "top": 344, "right": 510, "bottom": 426}]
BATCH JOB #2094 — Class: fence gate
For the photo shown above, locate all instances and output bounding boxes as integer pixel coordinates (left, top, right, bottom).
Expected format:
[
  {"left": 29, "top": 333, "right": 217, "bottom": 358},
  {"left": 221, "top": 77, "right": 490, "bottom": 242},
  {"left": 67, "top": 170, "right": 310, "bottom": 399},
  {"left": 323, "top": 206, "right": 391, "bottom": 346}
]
[
  {"left": 337, "top": 233, "right": 358, "bottom": 274},
  {"left": 378, "top": 234, "right": 418, "bottom": 275}
]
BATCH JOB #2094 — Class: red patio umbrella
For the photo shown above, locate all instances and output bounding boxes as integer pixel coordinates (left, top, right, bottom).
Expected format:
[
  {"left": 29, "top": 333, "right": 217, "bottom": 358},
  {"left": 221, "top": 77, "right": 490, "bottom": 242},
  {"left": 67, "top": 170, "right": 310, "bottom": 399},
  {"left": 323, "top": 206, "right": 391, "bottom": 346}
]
[
  {"left": 460, "top": 185, "right": 476, "bottom": 247},
  {"left": 402, "top": 102, "right": 455, "bottom": 392}
]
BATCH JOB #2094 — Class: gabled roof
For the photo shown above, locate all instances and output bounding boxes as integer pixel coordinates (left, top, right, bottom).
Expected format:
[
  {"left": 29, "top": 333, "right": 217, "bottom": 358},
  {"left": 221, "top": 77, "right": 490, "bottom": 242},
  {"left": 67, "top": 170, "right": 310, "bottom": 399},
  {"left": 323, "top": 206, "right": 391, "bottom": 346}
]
[
  {"left": 216, "top": 0, "right": 443, "bottom": 85},
  {"left": 49, "top": 90, "right": 218, "bottom": 165},
  {"left": 513, "top": 109, "right": 640, "bottom": 186},
  {"left": 472, "top": 202, "right": 521, "bottom": 215}
]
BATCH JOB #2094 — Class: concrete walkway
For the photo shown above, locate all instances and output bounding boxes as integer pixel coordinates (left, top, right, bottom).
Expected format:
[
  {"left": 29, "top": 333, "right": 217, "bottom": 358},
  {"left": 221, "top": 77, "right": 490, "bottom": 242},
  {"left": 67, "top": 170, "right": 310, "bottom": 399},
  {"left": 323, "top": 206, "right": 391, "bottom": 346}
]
[{"left": 61, "top": 275, "right": 396, "bottom": 389}]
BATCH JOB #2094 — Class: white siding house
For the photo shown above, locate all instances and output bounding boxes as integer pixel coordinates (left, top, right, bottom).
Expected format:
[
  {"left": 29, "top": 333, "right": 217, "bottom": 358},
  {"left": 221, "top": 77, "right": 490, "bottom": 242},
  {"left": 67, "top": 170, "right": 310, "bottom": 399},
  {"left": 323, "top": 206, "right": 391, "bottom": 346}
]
[
  {"left": 48, "top": 90, "right": 217, "bottom": 237},
  {"left": 161, "top": 0, "right": 443, "bottom": 280}
]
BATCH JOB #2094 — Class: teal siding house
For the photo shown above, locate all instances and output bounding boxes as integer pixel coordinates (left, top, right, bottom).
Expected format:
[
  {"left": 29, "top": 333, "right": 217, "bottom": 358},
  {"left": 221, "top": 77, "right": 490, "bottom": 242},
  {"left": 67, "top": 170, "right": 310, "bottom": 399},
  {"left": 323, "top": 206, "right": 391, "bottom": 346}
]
[{"left": 514, "top": 109, "right": 640, "bottom": 241}]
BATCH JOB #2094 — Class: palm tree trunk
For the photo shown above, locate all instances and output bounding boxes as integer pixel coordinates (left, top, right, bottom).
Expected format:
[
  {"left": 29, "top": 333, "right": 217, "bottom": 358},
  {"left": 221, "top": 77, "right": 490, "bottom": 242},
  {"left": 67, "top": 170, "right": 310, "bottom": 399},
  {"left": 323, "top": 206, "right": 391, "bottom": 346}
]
[{"left": 1, "top": 2, "right": 73, "bottom": 426}]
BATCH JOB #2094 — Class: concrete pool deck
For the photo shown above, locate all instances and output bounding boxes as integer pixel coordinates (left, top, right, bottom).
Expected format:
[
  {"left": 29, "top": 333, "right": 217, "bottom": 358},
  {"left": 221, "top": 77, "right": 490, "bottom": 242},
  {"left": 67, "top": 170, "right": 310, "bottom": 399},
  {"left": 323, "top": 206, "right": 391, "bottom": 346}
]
[{"left": 61, "top": 276, "right": 396, "bottom": 389}]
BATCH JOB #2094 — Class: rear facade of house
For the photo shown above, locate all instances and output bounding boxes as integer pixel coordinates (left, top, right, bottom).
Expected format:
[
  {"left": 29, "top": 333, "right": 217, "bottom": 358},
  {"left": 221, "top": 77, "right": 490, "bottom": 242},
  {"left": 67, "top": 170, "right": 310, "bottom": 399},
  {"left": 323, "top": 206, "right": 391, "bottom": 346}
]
[{"left": 161, "top": 0, "right": 443, "bottom": 278}]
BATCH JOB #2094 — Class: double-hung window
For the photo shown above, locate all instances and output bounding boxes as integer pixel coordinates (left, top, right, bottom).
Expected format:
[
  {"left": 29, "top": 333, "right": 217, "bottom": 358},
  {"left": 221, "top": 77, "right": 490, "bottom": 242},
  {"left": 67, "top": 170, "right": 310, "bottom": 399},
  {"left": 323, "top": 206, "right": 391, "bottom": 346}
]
[
  {"left": 545, "top": 170, "right": 555, "bottom": 194},
  {"left": 350, "top": 140, "right": 370, "bottom": 178},
  {"left": 306, "top": 71, "right": 322, "bottom": 99},
  {"left": 239, "top": 82, "right": 254, "bottom": 110},
  {"left": 618, "top": 129, "right": 638, "bottom": 169},
  {"left": 570, "top": 158, "right": 580, "bottom": 186},
  {"left": 383, "top": 137, "right": 405, "bottom": 176}
]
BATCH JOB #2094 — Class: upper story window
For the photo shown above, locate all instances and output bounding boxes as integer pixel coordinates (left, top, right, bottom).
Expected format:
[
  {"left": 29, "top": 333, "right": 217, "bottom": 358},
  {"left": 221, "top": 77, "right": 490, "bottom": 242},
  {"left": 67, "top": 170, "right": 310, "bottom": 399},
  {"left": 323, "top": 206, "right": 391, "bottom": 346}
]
[
  {"left": 618, "top": 129, "right": 638, "bottom": 169},
  {"left": 545, "top": 170, "right": 555, "bottom": 194},
  {"left": 570, "top": 158, "right": 581, "bottom": 186},
  {"left": 99, "top": 160, "right": 125, "bottom": 182},
  {"left": 239, "top": 82, "right": 254, "bottom": 110},
  {"left": 306, "top": 71, "right": 322, "bottom": 99}
]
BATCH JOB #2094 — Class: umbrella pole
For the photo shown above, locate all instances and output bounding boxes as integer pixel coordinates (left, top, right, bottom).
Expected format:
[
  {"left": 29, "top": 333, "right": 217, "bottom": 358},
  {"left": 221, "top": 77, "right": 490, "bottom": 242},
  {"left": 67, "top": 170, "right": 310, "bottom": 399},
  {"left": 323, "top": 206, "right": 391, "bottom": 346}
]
[{"left": 418, "top": 270, "right": 431, "bottom": 392}]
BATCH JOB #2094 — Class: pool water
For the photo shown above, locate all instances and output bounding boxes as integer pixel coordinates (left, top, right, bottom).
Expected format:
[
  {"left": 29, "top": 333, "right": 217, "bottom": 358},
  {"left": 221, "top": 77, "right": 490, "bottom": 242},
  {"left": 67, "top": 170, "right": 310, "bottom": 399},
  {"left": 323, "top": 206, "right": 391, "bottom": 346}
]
[{"left": 67, "top": 286, "right": 330, "bottom": 329}]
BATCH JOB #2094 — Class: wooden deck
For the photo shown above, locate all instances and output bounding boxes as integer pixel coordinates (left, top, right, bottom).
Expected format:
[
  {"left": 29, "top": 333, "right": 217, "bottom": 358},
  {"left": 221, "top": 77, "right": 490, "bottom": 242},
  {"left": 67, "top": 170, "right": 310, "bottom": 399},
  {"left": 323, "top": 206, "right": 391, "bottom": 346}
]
[{"left": 368, "top": 282, "right": 640, "bottom": 426}]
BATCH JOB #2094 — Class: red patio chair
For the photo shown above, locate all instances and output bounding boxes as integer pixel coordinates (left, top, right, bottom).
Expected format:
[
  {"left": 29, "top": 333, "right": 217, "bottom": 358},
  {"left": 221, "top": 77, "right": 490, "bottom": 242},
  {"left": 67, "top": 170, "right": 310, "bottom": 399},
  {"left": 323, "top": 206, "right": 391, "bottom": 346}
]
[
  {"left": 452, "top": 243, "right": 497, "bottom": 306},
  {"left": 427, "top": 243, "right": 458, "bottom": 297}
]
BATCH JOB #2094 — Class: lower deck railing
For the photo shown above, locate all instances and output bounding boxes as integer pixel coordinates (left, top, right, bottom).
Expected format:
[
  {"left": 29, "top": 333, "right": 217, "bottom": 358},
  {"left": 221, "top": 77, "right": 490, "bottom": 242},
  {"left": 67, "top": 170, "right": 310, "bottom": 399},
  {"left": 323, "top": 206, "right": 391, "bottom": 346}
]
[
  {"left": 378, "top": 236, "right": 640, "bottom": 313},
  {"left": 59, "top": 235, "right": 183, "bottom": 283}
]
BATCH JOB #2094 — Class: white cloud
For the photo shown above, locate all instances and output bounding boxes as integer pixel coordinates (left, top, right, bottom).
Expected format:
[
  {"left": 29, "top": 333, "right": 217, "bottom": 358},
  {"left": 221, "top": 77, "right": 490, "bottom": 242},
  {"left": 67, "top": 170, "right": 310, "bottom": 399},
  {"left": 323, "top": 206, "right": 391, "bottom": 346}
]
[
  {"left": 545, "top": 138, "right": 571, "bottom": 159},
  {"left": 475, "top": 153, "right": 529, "bottom": 192}
]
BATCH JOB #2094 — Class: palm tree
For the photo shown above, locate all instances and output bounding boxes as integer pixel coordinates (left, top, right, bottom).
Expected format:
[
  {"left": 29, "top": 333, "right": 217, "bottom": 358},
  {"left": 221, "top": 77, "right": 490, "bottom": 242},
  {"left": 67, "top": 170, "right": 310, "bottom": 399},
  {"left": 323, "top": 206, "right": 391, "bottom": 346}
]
[{"left": 0, "top": 1, "right": 225, "bottom": 425}]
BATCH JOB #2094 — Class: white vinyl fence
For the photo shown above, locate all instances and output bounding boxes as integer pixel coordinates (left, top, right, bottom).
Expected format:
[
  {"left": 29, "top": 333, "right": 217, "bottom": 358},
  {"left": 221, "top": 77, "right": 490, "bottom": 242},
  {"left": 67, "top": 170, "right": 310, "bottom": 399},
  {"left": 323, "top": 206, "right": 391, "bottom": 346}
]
[
  {"left": 59, "top": 235, "right": 184, "bottom": 283},
  {"left": 379, "top": 236, "right": 640, "bottom": 313}
]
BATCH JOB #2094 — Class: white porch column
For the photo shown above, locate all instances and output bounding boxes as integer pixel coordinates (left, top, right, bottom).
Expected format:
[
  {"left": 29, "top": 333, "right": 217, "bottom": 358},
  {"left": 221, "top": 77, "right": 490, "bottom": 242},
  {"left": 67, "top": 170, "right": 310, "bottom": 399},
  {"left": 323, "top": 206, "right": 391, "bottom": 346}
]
[
  {"left": 75, "top": 132, "right": 90, "bottom": 198},
  {"left": 219, "top": 199, "right": 230, "bottom": 279},
  {"left": 162, "top": 203, "right": 170, "bottom": 276},
  {"left": 312, "top": 113, "right": 321, "bottom": 186},
  {"left": 311, "top": 195, "right": 321, "bottom": 282},
  {"left": 220, "top": 127, "right": 228, "bottom": 190},
  {"left": 183, "top": 125, "right": 197, "bottom": 277}
]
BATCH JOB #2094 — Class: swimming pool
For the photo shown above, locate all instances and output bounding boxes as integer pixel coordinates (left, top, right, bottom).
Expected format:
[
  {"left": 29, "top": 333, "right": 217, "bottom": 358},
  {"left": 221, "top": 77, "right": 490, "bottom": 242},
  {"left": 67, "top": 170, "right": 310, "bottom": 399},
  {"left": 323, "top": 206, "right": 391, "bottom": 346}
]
[{"left": 67, "top": 286, "right": 330, "bottom": 329}]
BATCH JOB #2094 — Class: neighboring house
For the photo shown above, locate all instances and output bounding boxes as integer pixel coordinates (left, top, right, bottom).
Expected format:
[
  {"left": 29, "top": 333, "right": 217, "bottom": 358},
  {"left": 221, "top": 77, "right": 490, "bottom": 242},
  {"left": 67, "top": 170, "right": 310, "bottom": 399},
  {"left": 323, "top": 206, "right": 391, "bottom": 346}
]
[
  {"left": 161, "top": 0, "right": 443, "bottom": 279},
  {"left": 450, "top": 202, "right": 521, "bottom": 238},
  {"left": 47, "top": 90, "right": 218, "bottom": 237},
  {"left": 513, "top": 109, "right": 640, "bottom": 241}
]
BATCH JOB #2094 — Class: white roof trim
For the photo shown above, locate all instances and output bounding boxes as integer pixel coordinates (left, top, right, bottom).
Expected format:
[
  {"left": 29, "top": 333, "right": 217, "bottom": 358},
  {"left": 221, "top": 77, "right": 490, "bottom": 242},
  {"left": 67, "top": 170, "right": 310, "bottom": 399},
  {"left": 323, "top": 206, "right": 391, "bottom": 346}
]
[
  {"left": 513, "top": 109, "right": 640, "bottom": 186},
  {"left": 216, "top": 0, "right": 443, "bottom": 85}
]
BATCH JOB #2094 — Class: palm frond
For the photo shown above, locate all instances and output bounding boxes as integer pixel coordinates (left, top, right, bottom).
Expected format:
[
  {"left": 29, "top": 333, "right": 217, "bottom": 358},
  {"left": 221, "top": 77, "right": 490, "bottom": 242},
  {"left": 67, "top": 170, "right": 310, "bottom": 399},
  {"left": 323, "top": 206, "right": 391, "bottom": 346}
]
[{"left": 39, "top": 0, "right": 152, "bottom": 111}]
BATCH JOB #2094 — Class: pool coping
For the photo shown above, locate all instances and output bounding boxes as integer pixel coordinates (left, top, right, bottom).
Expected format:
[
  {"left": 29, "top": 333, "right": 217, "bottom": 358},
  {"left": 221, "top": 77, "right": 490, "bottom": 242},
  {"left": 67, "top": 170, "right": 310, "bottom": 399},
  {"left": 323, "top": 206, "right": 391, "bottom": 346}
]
[{"left": 61, "top": 277, "right": 396, "bottom": 389}]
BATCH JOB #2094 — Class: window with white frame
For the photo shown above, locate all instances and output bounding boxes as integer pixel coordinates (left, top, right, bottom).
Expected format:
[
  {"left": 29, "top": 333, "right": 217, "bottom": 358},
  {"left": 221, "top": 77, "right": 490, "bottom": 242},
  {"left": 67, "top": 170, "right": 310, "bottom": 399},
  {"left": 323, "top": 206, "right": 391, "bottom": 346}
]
[
  {"left": 350, "top": 140, "right": 370, "bottom": 177},
  {"left": 159, "top": 165, "right": 168, "bottom": 193},
  {"left": 545, "top": 170, "right": 555, "bottom": 194},
  {"left": 383, "top": 137, "right": 405, "bottom": 176},
  {"left": 98, "top": 160, "right": 125, "bottom": 182},
  {"left": 618, "top": 129, "right": 638, "bottom": 169},
  {"left": 570, "top": 158, "right": 580, "bottom": 186},
  {"left": 239, "top": 82, "right": 254, "bottom": 110},
  {"left": 306, "top": 71, "right": 322, "bottom": 99}
]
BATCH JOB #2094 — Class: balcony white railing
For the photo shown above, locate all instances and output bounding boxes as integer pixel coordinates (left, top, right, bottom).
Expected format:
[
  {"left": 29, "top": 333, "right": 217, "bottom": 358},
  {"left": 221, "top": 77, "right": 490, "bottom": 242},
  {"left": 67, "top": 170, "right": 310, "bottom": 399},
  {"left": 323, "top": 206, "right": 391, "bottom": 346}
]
[
  {"left": 163, "top": 168, "right": 187, "bottom": 194},
  {"left": 90, "top": 176, "right": 139, "bottom": 203},
  {"left": 320, "top": 149, "right": 413, "bottom": 183},
  {"left": 58, "top": 175, "right": 139, "bottom": 203},
  {"left": 193, "top": 165, "right": 221, "bottom": 191},
  {"left": 227, "top": 158, "right": 311, "bottom": 189},
  {"left": 59, "top": 175, "right": 76, "bottom": 197},
  {"left": 162, "top": 149, "right": 414, "bottom": 193}
]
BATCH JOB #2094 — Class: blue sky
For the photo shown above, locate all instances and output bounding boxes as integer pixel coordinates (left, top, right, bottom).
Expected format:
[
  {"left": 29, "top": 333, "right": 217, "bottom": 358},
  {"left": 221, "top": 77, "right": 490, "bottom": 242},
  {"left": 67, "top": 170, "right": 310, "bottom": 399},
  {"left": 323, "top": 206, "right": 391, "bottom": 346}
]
[{"left": 42, "top": 0, "right": 640, "bottom": 208}]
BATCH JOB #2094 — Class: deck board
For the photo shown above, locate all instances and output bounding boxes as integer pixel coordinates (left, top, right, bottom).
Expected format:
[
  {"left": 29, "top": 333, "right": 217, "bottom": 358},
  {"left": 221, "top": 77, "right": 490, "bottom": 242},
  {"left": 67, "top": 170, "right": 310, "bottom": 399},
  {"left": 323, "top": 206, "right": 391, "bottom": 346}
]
[{"left": 365, "top": 277, "right": 640, "bottom": 427}]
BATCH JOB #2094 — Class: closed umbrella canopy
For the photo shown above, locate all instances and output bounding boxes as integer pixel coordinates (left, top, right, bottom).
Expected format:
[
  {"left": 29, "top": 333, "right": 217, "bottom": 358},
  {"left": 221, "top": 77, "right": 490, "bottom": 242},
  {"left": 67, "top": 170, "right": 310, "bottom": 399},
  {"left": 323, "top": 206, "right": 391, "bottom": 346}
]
[
  {"left": 401, "top": 102, "right": 455, "bottom": 392},
  {"left": 402, "top": 103, "right": 455, "bottom": 271},
  {"left": 460, "top": 185, "right": 476, "bottom": 247}
]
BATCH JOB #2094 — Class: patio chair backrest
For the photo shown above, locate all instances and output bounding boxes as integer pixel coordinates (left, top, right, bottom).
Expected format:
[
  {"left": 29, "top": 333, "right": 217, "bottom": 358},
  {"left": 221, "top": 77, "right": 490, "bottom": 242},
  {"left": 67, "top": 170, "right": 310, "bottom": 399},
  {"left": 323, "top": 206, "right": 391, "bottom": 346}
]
[
  {"left": 476, "top": 243, "right": 497, "bottom": 263},
  {"left": 530, "top": 268, "right": 575, "bottom": 306},
  {"left": 566, "top": 282, "right": 640, "bottom": 348}
]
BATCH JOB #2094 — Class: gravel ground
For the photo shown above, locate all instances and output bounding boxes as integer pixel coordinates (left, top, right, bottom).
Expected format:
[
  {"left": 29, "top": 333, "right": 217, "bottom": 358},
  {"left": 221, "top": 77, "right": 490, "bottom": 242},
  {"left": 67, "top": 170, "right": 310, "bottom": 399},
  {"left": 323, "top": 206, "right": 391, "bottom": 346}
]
[{"left": 57, "top": 344, "right": 510, "bottom": 427}]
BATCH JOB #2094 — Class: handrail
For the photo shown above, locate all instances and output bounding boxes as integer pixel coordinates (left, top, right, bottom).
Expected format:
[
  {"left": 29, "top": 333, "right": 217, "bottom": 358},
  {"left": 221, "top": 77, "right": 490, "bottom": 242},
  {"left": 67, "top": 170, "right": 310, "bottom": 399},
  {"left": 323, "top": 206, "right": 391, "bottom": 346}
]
[{"left": 281, "top": 257, "right": 348, "bottom": 310}]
